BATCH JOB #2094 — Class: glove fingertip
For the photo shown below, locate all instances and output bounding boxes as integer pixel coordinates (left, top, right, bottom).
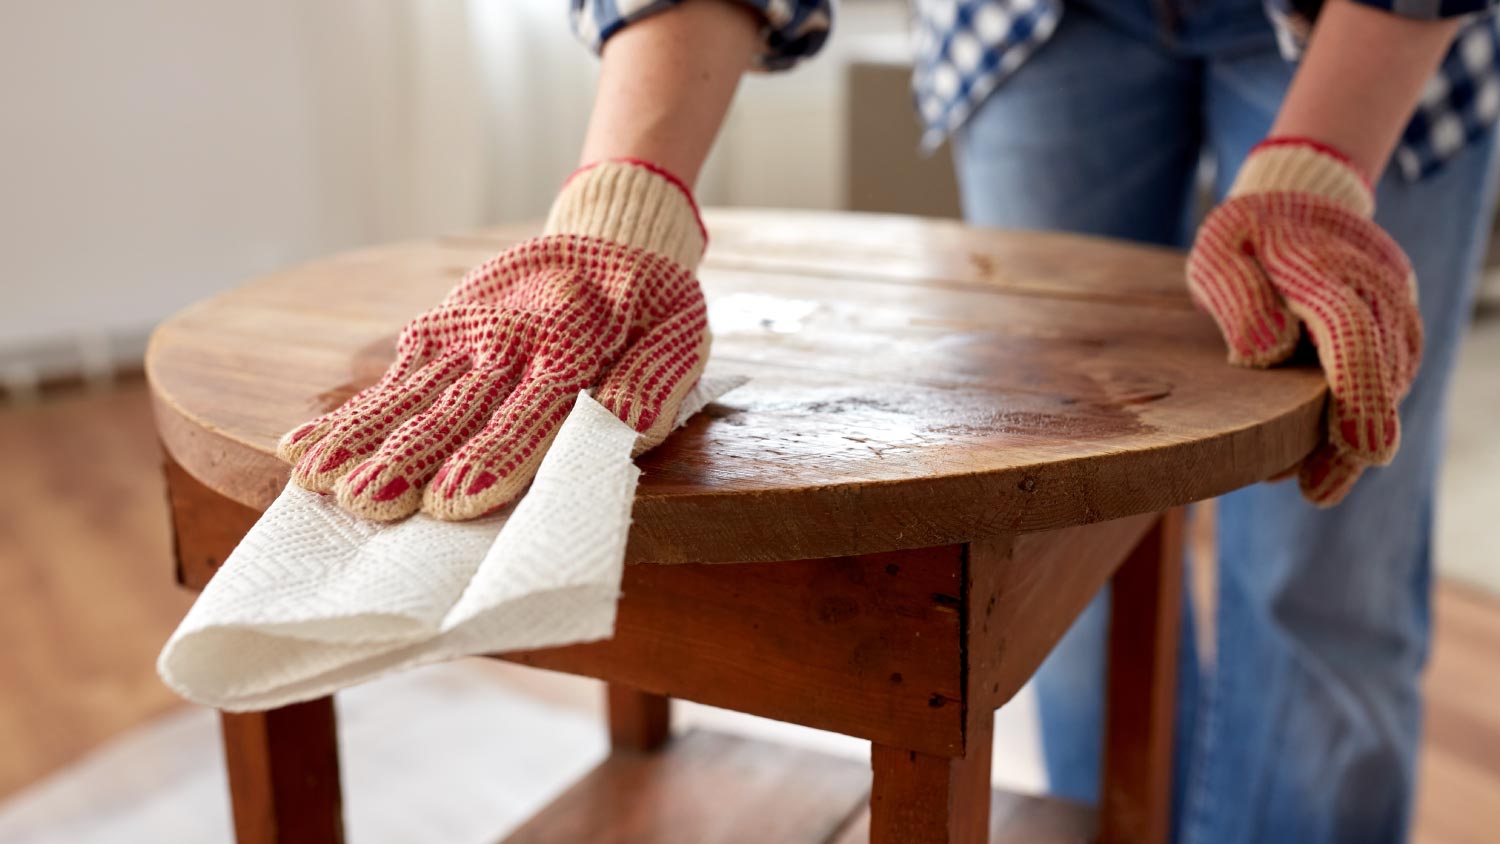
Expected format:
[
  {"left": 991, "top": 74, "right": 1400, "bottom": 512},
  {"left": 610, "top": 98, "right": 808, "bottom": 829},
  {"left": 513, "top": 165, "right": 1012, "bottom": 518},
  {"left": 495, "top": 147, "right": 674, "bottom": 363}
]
[
  {"left": 334, "top": 461, "right": 423, "bottom": 522},
  {"left": 278, "top": 420, "right": 329, "bottom": 463},
  {"left": 421, "top": 454, "right": 536, "bottom": 521},
  {"left": 1188, "top": 244, "right": 1300, "bottom": 369},
  {"left": 1225, "top": 326, "right": 1299, "bottom": 369},
  {"left": 1329, "top": 405, "right": 1401, "bottom": 466},
  {"left": 420, "top": 473, "right": 523, "bottom": 522},
  {"left": 1298, "top": 444, "right": 1364, "bottom": 508}
]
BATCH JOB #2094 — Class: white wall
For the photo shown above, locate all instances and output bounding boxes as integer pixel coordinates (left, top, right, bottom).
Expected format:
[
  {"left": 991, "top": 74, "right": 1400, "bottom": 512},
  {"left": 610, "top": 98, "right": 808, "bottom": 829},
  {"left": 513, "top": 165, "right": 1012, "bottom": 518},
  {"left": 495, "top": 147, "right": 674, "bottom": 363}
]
[
  {"left": 1, "top": 2, "right": 328, "bottom": 362},
  {"left": 0, "top": 2, "right": 598, "bottom": 380}
]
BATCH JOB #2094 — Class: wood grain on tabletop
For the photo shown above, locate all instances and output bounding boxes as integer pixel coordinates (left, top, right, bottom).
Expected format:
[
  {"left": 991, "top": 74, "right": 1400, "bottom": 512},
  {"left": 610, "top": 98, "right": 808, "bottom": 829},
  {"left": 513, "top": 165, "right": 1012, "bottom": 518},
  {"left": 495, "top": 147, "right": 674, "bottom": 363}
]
[{"left": 148, "top": 210, "right": 1328, "bottom": 564}]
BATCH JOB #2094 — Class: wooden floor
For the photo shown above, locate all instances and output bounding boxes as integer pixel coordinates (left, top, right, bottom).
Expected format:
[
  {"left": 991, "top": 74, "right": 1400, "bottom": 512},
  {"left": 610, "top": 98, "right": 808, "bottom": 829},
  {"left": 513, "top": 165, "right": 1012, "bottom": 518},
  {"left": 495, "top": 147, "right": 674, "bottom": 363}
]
[
  {"left": 1417, "top": 584, "right": 1500, "bottom": 844},
  {"left": 0, "top": 381, "right": 193, "bottom": 799},
  {"left": 0, "top": 380, "right": 1496, "bottom": 843}
]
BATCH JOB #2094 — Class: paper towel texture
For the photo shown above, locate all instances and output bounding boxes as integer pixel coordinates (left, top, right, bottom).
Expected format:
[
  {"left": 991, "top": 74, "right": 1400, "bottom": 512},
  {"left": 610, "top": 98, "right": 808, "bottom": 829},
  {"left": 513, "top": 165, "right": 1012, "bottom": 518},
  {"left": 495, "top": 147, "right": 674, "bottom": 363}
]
[{"left": 158, "top": 375, "right": 745, "bottom": 711}]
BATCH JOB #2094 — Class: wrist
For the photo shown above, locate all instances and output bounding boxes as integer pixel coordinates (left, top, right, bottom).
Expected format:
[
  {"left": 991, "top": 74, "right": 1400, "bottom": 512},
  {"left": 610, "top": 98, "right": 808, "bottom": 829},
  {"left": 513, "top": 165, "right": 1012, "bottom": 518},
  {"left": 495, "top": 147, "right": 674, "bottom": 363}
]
[
  {"left": 544, "top": 158, "right": 707, "bottom": 269},
  {"left": 1229, "top": 137, "right": 1375, "bottom": 217}
]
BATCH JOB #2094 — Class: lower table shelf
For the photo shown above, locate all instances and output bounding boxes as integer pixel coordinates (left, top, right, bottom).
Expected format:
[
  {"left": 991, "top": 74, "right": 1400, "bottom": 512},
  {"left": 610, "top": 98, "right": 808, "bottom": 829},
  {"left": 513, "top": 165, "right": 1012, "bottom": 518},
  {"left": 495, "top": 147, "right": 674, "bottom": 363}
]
[{"left": 500, "top": 730, "right": 1094, "bottom": 844}]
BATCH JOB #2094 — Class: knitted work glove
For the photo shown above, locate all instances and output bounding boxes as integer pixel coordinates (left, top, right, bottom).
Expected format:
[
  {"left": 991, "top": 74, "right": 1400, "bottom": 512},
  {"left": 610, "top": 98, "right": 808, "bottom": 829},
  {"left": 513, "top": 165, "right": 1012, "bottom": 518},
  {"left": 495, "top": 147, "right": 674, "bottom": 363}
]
[
  {"left": 278, "top": 159, "right": 711, "bottom": 521},
  {"left": 1188, "top": 138, "right": 1421, "bottom": 507}
]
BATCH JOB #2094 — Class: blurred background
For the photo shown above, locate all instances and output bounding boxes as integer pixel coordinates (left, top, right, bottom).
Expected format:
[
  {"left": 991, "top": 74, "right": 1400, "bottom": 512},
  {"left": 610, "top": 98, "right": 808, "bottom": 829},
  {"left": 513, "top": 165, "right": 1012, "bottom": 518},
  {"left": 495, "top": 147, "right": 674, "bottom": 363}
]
[{"left": 2, "top": 1, "right": 1496, "bottom": 842}]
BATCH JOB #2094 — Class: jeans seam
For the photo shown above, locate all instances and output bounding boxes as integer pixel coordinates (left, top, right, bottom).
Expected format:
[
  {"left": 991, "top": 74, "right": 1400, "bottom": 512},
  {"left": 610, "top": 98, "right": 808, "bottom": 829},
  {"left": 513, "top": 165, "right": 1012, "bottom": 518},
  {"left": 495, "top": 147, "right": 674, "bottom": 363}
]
[{"left": 1179, "top": 643, "right": 1219, "bottom": 844}]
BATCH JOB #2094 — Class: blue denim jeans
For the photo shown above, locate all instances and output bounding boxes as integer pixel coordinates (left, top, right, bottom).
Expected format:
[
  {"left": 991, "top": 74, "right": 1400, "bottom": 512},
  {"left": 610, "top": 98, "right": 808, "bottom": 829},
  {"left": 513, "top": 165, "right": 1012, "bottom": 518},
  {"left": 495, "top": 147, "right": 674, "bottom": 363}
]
[{"left": 951, "top": 2, "right": 1500, "bottom": 842}]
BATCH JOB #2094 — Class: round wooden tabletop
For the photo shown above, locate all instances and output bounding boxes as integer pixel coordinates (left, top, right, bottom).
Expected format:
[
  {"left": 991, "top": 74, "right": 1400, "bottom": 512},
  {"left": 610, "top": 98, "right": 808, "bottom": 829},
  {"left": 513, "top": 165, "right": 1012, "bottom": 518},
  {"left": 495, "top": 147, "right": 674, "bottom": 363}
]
[{"left": 149, "top": 210, "right": 1326, "bottom": 564}]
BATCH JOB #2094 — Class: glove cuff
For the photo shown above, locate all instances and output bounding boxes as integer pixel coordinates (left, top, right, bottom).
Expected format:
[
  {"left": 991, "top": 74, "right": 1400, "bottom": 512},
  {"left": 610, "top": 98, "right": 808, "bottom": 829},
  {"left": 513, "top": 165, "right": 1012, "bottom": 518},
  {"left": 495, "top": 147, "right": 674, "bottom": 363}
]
[
  {"left": 545, "top": 158, "right": 707, "bottom": 269},
  {"left": 1229, "top": 138, "right": 1375, "bottom": 218}
]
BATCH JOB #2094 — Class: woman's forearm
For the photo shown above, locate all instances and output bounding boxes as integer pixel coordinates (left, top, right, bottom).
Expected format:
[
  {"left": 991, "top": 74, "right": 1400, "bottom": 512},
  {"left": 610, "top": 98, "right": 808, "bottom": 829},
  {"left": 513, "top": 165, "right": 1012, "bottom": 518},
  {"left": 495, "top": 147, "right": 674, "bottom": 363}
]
[
  {"left": 579, "top": 0, "right": 760, "bottom": 186},
  {"left": 1271, "top": 0, "right": 1463, "bottom": 179}
]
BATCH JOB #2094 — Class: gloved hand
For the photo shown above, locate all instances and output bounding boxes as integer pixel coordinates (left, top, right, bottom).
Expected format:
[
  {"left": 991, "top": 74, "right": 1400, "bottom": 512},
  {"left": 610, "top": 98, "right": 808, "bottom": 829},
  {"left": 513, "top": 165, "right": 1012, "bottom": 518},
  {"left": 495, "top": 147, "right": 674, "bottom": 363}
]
[
  {"left": 278, "top": 159, "right": 711, "bottom": 521},
  {"left": 1188, "top": 138, "right": 1422, "bottom": 506}
]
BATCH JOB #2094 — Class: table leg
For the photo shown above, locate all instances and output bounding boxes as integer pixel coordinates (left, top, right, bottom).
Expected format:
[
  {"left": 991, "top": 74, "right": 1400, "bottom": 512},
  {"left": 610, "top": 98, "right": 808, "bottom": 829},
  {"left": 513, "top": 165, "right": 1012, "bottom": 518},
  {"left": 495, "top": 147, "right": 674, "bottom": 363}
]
[
  {"left": 220, "top": 697, "right": 345, "bottom": 844},
  {"left": 606, "top": 683, "right": 672, "bottom": 752},
  {"left": 1100, "top": 508, "right": 1186, "bottom": 844},
  {"left": 868, "top": 714, "right": 993, "bottom": 844}
]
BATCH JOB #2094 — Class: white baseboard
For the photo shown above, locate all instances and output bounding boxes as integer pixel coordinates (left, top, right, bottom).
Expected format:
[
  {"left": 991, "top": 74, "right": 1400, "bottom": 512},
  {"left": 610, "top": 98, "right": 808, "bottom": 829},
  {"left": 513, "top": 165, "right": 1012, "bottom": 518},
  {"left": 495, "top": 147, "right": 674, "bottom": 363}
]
[{"left": 0, "top": 328, "right": 151, "bottom": 400}]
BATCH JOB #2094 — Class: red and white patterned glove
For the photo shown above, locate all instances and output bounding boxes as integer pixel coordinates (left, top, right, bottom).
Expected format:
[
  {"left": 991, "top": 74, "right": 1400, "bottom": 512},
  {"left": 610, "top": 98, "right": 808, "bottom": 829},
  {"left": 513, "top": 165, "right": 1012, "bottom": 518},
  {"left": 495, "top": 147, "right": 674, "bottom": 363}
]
[
  {"left": 1188, "top": 138, "right": 1422, "bottom": 506},
  {"left": 278, "top": 159, "right": 712, "bottom": 521}
]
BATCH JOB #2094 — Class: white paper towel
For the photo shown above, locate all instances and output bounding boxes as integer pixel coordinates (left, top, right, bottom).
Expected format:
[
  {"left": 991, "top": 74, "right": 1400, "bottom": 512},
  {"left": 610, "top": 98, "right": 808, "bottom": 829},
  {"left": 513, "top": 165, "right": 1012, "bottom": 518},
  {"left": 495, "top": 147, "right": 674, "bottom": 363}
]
[{"left": 158, "top": 375, "right": 746, "bottom": 711}]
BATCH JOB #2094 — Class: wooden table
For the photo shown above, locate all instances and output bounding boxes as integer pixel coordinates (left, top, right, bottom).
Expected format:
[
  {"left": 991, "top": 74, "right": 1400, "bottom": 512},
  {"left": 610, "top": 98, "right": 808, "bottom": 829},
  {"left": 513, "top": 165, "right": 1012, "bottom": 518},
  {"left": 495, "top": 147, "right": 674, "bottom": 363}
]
[{"left": 149, "top": 210, "right": 1326, "bottom": 844}]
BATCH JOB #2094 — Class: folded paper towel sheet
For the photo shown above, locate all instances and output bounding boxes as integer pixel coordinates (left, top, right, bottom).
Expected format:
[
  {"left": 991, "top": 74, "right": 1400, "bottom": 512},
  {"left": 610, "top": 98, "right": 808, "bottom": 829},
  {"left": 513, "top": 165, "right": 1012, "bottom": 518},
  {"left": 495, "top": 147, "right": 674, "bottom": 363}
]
[{"left": 158, "top": 375, "right": 746, "bottom": 711}]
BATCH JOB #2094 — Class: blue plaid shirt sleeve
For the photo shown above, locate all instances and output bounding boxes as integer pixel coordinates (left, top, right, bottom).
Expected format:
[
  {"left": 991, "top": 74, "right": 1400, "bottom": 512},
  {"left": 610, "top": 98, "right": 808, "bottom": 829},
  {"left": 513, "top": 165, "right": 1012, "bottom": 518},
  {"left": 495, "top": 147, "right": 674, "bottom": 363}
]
[
  {"left": 571, "top": 0, "right": 832, "bottom": 70},
  {"left": 911, "top": 1, "right": 1064, "bottom": 152}
]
